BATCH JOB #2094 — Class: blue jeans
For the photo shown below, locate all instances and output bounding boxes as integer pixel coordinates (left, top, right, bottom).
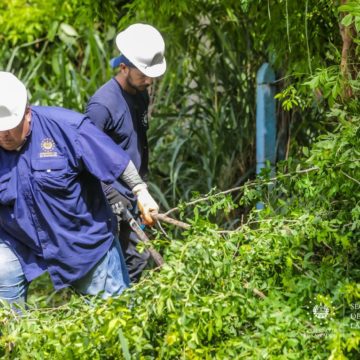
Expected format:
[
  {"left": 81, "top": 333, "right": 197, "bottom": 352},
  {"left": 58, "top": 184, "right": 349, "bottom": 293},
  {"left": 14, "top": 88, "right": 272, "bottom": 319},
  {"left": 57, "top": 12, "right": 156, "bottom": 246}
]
[
  {"left": 0, "top": 238, "right": 130, "bottom": 306},
  {"left": 0, "top": 242, "right": 28, "bottom": 306}
]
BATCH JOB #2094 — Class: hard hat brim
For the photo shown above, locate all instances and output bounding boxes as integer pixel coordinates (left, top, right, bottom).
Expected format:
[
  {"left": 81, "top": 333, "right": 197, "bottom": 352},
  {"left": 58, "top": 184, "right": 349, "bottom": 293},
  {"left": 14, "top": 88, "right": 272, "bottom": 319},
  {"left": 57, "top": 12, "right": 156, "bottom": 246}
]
[
  {"left": 0, "top": 111, "right": 25, "bottom": 131},
  {"left": 131, "top": 57, "right": 167, "bottom": 78}
]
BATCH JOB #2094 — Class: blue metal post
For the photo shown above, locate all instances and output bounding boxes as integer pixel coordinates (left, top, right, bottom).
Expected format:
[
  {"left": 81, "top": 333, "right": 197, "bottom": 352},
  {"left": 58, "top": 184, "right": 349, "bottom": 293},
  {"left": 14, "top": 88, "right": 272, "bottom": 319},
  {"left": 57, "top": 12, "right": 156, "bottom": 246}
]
[{"left": 256, "top": 63, "right": 276, "bottom": 210}]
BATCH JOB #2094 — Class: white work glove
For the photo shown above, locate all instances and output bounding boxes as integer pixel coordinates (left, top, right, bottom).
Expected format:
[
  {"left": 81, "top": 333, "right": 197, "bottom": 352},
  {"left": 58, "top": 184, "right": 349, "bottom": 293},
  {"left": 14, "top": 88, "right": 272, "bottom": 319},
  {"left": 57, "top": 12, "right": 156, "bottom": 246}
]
[{"left": 132, "top": 183, "right": 159, "bottom": 226}]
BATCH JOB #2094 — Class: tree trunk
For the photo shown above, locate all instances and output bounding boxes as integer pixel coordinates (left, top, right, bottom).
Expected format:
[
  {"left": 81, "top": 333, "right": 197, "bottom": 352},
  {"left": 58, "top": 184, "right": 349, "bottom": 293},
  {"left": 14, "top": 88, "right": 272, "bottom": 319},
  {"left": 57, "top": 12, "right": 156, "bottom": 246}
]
[{"left": 339, "top": 0, "right": 355, "bottom": 97}]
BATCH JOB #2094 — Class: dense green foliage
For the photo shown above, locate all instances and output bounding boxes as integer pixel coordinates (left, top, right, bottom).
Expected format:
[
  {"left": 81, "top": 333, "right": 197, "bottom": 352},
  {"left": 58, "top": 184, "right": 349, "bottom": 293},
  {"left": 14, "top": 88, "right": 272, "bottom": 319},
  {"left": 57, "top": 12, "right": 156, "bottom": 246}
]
[
  {"left": 0, "top": 0, "right": 123, "bottom": 110},
  {"left": 0, "top": 112, "right": 359, "bottom": 359},
  {"left": 0, "top": 0, "right": 359, "bottom": 359}
]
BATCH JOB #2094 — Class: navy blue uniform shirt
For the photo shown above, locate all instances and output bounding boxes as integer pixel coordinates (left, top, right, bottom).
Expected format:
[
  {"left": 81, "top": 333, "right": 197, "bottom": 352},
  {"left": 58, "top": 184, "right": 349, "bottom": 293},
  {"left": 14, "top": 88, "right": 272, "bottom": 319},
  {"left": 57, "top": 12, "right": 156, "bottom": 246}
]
[
  {"left": 85, "top": 78, "right": 149, "bottom": 201},
  {"left": 0, "top": 106, "right": 130, "bottom": 289}
]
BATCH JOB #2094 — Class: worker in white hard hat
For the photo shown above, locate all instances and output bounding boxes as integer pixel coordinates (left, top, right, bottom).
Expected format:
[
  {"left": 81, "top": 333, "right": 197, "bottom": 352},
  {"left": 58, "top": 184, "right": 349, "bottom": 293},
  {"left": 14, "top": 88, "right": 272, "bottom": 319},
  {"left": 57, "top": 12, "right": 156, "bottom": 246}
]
[
  {"left": 86, "top": 23, "right": 166, "bottom": 283},
  {"left": 0, "top": 71, "right": 159, "bottom": 305}
]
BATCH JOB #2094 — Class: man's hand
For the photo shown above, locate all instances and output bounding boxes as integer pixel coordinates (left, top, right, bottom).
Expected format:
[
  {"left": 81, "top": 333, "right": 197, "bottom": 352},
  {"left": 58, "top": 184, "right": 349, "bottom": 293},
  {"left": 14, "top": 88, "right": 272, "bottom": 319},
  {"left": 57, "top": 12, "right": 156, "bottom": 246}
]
[{"left": 132, "top": 184, "right": 159, "bottom": 226}]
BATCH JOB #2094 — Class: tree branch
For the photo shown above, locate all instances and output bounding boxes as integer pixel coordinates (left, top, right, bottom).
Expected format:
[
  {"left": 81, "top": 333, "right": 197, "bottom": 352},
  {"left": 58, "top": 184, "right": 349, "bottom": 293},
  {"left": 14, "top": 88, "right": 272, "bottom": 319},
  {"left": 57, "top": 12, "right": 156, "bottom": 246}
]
[{"left": 164, "top": 166, "right": 320, "bottom": 216}]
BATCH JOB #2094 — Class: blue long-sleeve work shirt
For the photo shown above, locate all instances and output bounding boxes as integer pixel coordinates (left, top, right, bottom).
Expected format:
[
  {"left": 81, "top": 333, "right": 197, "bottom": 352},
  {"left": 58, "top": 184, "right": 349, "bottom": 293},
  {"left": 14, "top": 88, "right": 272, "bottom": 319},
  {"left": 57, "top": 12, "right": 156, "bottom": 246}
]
[
  {"left": 0, "top": 106, "right": 130, "bottom": 289},
  {"left": 85, "top": 78, "right": 149, "bottom": 201}
]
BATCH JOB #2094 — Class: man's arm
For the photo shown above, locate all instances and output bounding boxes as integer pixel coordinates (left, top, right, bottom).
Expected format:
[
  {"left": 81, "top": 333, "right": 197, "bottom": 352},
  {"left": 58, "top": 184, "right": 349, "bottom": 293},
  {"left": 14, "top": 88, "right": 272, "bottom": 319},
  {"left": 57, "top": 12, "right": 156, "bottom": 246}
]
[
  {"left": 77, "top": 118, "right": 158, "bottom": 225},
  {"left": 119, "top": 161, "right": 159, "bottom": 225},
  {"left": 85, "top": 102, "right": 111, "bottom": 132}
]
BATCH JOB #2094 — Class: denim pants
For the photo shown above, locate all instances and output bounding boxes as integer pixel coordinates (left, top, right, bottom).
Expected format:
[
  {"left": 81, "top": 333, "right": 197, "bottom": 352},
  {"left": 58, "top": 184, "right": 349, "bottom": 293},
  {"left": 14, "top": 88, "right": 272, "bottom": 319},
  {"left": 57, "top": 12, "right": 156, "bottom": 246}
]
[
  {"left": 0, "top": 242, "right": 28, "bottom": 306},
  {"left": 0, "top": 238, "right": 130, "bottom": 306}
]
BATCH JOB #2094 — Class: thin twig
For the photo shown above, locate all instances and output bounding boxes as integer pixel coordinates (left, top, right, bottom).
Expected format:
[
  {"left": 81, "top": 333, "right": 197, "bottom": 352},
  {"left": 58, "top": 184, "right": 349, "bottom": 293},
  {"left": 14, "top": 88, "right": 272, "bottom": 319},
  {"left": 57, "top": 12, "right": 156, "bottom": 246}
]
[
  {"left": 164, "top": 186, "right": 244, "bottom": 216},
  {"left": 218, "top": 228, "right": 242, "bottom": 235},
  {"left": 340, "top": 170, "right": 360, "bottom": 186},
  {"left": 293, "top": 263, "right": 319, "bottom": 283},
  {"left": 164, "top": 166, "right": 320, "bottom": 216},
  {"left": 218, "top": 218, "right": 300, "bottom": 235},
  {"left": 243, "top": 282, "right": 266, "bottom": 299},
  {"left": 156, "top": 220, "right": 170, "bottom": 239}
]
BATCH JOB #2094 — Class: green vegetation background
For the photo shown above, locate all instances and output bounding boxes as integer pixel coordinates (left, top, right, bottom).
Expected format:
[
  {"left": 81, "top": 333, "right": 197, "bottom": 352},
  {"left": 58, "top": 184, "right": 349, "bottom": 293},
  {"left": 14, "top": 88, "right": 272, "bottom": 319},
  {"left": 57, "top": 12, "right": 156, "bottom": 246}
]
[{"left": 0, "top": 0, "right": 359, "bottom": 359}]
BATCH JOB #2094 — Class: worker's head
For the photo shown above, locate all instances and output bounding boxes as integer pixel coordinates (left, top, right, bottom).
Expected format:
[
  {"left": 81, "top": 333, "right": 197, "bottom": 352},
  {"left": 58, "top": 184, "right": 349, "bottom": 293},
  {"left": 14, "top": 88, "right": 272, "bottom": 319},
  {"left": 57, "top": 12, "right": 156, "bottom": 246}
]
[
  {"left": 111, "top": 23, "right": 166, "bottom": 93},
  {"left": 0, "top": 71, "right": 31, "bottom": 151}
]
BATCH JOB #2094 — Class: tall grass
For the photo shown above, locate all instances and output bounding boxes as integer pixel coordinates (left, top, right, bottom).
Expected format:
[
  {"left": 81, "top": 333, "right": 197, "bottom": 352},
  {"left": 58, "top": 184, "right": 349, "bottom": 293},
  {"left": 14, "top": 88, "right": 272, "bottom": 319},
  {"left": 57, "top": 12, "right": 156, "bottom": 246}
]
[{"left": 2, "top": 27, "right": 112, "bottom": 111}]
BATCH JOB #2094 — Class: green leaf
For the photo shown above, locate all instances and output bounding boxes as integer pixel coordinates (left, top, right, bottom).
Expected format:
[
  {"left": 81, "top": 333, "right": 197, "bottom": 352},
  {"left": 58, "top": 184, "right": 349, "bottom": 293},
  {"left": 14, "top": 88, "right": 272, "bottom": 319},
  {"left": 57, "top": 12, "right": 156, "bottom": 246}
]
[
  {"left": 355, "top": 16, "right": 360, "bottom": 32},
  {"left": 59, "top": 23, "right": 79, "bottom": 37},
  {"left": 341, "top": 14, "right": 353, "bottom": 27},
  {"left": 118, "top": 328, "right": 131, "bottom": 360}
]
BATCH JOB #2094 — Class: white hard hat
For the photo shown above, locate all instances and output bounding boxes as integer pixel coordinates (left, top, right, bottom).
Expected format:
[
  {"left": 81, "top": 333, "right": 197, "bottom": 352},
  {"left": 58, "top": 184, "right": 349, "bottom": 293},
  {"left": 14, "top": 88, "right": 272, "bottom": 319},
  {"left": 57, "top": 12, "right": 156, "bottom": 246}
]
[
  {"left": 115, "top": 23, "right": 166, "bottom": 78},
  {"left": 0, "top": 71, "right": 27, "bottom": 131}
]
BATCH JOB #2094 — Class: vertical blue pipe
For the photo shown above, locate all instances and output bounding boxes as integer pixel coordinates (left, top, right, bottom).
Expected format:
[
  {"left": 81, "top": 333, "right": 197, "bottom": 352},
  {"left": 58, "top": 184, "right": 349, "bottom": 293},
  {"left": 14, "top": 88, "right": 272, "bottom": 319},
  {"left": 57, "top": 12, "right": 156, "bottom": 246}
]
[{"left": 256, "top": 63, "right": 276, "bottom": 210}]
